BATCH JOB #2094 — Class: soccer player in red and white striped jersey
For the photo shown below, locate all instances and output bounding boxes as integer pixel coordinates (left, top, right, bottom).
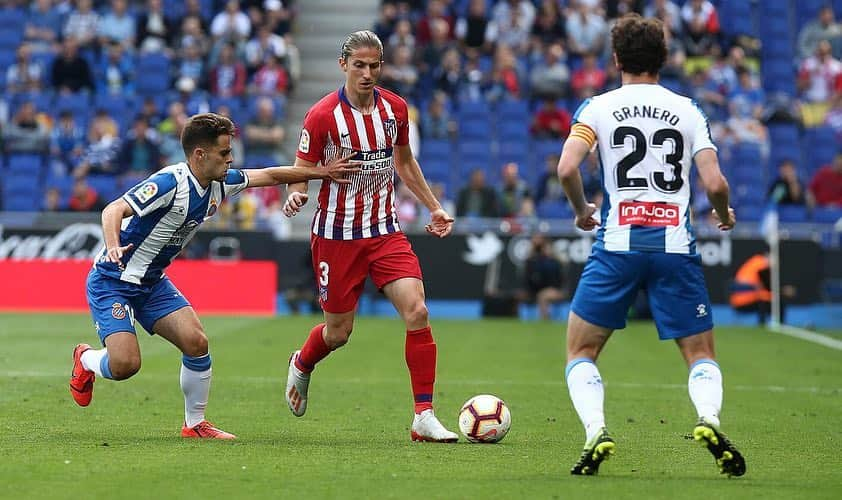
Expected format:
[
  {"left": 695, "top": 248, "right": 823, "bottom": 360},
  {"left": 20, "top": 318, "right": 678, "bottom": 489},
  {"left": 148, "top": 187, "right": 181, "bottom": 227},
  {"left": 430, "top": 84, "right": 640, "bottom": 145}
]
[{"left": 282, "top": 30, "right": 458, "bottom": 442}]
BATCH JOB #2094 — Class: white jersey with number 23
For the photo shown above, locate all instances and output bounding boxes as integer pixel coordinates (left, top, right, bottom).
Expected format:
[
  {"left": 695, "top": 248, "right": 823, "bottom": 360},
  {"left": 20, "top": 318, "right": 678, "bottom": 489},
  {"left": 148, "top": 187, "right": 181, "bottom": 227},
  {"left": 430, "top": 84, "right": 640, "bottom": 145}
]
[{"left": 572, "top": 83, "right": 716, "bottom": 254}]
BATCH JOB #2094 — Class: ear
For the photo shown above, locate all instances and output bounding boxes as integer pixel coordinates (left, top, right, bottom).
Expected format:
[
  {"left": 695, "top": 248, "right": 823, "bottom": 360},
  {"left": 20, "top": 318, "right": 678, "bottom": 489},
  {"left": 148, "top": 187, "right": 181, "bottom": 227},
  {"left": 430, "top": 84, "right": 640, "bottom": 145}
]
[
  {"left": 338, "top": 57, "right": 346, "bottom": 72},
  {"left": 612, "top": 52, "right": 621, "bottom": 72}
]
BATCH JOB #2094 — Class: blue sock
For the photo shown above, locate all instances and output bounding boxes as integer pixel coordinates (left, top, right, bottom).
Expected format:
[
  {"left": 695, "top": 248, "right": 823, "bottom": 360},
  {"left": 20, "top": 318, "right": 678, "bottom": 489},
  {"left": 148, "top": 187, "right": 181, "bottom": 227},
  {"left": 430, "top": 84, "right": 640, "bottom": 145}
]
[{"left": 100, "top": 354, "right": 113, "bottom": 380}]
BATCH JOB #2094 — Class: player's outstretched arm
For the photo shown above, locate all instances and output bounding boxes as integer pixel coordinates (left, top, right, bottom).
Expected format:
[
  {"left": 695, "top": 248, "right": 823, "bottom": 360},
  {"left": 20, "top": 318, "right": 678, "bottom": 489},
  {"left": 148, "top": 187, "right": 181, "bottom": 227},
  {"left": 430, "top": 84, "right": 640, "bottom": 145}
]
[
  {"left": 695, "top": 148, "right": 736, "bottom": 231},
  {"left": 558, "top": 134, "right": 598, "bottom": 231},
  {"left": 101, "top": 198, "right": 135, "bottom": 269},
  {"left": 245, "top": 154, "right": 359, "bottom": 188},
  {"left": 393, "top": 144, "right": 454, "bottom": 238}
]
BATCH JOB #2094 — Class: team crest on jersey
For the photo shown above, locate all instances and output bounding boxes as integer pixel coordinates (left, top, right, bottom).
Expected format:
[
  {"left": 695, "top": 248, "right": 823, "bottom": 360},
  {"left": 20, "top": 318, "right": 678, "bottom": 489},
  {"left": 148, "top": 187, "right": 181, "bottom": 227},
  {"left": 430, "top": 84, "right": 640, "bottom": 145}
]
[
  {"left": 134, "top": 182, "right": 158, "bottom": 204},
  {"left": 383, "top": 118, "right": 397, "bottom": 139},
  {"left": 318, "top": 285, "right": 328, "bottom": 303},
  {"left": 207, "top": 198, "right": 218, "bottom": 217},
  {"left": 298, "top": 129, "right": 310, "bottom": 154},
  {"left": 111, "top": 302, "right": 127, "bottom": 320}
]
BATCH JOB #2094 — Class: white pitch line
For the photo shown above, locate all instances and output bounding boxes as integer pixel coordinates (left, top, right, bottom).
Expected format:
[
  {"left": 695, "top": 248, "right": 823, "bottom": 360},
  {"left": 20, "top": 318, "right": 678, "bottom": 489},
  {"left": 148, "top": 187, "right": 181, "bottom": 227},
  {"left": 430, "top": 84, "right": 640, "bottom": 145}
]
[
  {"left": 770, "top": 324, "right": 842, "bottom": 351},
  {"left": 1, "top": 372, "right": 839, "bottom": 394}
]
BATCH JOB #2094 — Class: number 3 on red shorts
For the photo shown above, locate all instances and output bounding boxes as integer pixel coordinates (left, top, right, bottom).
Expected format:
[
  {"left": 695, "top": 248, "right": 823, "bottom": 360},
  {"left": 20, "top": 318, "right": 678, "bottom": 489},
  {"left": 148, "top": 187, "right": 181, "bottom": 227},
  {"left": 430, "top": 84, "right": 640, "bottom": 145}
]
[{"left": 318, "top": 261, "right": 330, "bottom": 286}]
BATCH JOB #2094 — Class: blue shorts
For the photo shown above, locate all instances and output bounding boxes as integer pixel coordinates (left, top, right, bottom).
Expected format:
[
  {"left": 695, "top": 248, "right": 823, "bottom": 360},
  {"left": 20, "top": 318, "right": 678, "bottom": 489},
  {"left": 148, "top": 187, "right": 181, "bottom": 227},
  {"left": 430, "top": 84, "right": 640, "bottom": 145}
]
[
  {"left": 571, "top": 248, "right": 714, "bottom": 340},
  {"left": 86, "top": 269, "right": 191, "bottom": 344}
]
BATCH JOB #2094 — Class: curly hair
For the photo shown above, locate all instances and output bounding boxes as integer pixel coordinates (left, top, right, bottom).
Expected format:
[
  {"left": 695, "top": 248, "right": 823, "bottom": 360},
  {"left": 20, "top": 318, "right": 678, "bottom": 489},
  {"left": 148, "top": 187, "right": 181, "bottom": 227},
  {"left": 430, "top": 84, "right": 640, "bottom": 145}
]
[
  {"left": 181, "top": 113, "right": 236, "bottom": 157},
  {"left": 611, "top": 14, "right": 667, "bottom": 76}
]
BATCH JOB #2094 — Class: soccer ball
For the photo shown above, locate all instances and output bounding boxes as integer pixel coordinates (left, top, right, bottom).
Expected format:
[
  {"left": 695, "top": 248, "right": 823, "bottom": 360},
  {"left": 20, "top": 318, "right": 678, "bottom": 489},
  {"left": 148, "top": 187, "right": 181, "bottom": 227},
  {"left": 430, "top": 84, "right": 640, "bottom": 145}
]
[{"left": 458, "top": 394, "right": 511, "bottom": 443}]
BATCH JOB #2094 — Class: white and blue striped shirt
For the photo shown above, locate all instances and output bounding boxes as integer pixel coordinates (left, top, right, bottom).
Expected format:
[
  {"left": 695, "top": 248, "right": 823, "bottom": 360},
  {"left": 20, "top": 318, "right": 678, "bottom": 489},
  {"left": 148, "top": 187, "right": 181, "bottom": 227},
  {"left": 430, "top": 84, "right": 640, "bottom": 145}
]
[
  {"left": 93, "top": 162, "right": 249, "bottom": 284},
  {"left": 573, "top": 84, "right": 716, "bottom": 254}
]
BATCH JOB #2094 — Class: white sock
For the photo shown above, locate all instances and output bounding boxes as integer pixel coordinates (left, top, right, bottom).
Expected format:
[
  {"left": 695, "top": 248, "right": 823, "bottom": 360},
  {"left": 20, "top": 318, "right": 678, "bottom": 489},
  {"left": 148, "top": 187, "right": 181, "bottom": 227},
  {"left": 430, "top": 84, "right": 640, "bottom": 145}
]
[
  {"left": 566, "top": 358, "right": 605, "bottom": 442},
  {"left": 181, "top": 363, "right": 212, "bottom": 428},
  {"left": 688, "top": 359, "right": 722, "bottom": 427},
  {"left": 81, "top": 348, "right": 108, "bottom": 377}
]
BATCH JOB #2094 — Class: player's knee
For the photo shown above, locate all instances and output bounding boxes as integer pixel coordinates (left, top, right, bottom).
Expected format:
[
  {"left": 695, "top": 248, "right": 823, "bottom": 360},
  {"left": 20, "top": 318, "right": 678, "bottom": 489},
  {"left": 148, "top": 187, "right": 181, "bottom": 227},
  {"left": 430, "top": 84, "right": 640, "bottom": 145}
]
[
  {"left": 404, "top": 302, "right": 428, "bottom": 327},
  {"left": 325, "top": 325, "right": 352, "bottom": 348},
  {"left": 109, "top": 354, "right": 141, "bottom": 380},
  {"left": 182, "top": 329, "right": 209, "bottom": 357}
]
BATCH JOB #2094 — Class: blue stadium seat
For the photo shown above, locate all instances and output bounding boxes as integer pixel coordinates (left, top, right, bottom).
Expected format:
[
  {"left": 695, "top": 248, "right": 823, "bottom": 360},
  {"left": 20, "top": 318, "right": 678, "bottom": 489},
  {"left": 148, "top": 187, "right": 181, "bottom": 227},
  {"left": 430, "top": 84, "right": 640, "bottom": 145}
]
[
  {"left": 497, "top": 140, "right": 530, "bottom": 165},
  {"left": 458, "top": 140, "right": 493, "bottom": 169},
  {"left": 497, "top": 120, "right": 529, "bottom": 140},
  {"left": 737, "top": 204, "right": 765, "bottom": 221},
  {"left": 777, "top": 205, "right": 809, "bottom": 223},
  {"left": 10, "top": 91, "right": 54, "bottom": 114},
  {"left": 768, "top": 124, "right": 800, "bottom": 146},
  {"left": 813, "top": 207, "right": 842, "bottom": 224},
  {"left": 3, "top": 193, "right": 41, "bottom": 211},
  {"left": 459, "top": 118, "right": 492, "bottom": 140},
  {"left": 135, "top": 54, "right": 172, "bottom": 96},
  {"left": 496, "top": 99, "right": 530, "bottom": 121},
  {"left": 537, "top": 200, "right": 572, "bottom": 219},
  {"left": 2, "top": 172, "right": 39, "bottom": 198},
  {"left": 531, "top": 139, "right": 563, "bottom": 161},
  {"left": 421, "top": 139, "right": 451, "bottom": 161},
  {"left": 457, "top": 100, "right": 490, "bottom": 120},
  {"left": 54, "top": 93, "right": 92, "bottom": 118},
  {"left": 6, "top": 153, "right": 45, "bottom": 173},
  {"left": 422, "top": 159, "right": 451, "bottom": 182},
  {"left": 86, "top": 175, "right": 121, "bottom": 204}
]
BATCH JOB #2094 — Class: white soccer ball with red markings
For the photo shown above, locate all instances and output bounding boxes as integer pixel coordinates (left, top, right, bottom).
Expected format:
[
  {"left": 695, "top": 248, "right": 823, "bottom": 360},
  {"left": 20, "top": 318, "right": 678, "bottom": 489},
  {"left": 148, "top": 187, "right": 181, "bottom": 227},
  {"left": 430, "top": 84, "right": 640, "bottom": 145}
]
[{"left": 458, "top": 394, "right": 511, "bottom": 443}]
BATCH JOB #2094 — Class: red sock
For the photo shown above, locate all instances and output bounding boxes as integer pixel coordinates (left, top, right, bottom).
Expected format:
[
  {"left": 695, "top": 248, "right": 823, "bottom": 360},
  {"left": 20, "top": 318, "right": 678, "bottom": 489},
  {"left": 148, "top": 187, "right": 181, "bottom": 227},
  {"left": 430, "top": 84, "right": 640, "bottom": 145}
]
[
  {"left": 295, "top": 323, "right": 330, "bottom": 373},
  {"left": 405, "top": 326, "right": 436, "bottom": 414}
]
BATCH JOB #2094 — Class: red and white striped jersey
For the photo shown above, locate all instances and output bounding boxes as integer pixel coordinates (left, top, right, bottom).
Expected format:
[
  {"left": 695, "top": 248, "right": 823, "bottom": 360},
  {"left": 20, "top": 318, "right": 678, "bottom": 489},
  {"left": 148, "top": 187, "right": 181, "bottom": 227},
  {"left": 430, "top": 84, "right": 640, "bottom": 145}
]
[{"left": 296, "top": 86, "right": 410, "bottom": 240}]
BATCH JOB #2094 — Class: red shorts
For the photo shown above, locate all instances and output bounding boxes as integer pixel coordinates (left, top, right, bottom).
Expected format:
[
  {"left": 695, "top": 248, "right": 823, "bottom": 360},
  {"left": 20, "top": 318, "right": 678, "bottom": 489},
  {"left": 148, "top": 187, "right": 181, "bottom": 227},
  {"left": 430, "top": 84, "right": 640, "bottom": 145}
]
[{"left": 311, "top": 232, "right": 423, "bottom": 313}]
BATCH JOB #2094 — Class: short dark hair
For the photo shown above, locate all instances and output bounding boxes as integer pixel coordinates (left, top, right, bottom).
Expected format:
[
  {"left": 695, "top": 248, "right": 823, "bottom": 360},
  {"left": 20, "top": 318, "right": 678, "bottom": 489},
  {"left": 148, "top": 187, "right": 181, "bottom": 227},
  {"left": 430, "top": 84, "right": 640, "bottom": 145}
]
[
  {"left": 611, "top": 14, "right": 667, "bottom": 76},
  {"left": 181, "top": 113, "right": 235, "bottom": 157}
]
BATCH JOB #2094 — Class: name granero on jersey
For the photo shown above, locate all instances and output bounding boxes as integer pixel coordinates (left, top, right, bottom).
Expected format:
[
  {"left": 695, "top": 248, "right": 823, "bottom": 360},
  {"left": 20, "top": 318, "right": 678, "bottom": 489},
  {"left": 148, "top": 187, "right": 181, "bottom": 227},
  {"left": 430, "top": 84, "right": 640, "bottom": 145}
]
[{"left": 611, "top": 105, "right": 680, "bottom": 126}]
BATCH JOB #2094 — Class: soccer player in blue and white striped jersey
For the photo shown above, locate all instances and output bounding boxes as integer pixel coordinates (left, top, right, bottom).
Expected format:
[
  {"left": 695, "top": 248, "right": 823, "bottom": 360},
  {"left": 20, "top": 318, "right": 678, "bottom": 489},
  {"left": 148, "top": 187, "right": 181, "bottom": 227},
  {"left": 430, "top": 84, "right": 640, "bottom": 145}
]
[
  {"left": 69, "top": 113, "right": 357, "bottom": 439},
  {"left": 557, "top": 15, "right": 745, "bottom": 476}
]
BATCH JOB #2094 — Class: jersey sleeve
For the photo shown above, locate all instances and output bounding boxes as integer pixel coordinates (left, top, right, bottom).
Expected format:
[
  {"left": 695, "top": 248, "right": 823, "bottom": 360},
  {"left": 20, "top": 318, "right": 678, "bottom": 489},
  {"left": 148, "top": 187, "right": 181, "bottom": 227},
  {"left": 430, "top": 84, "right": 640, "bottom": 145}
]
[
  {"left": 123, "top": 172, "right": 178, "bottom": 217},
  {"left": 392, "top": 97, "right": 410, "bottom": 146},
  {"left": 689, "top": 100, "right": 717, "bottom": 155},
  {"left": 296, "top": 107, "right": 329, "bottom": 163},
  {"left": 222, "top": 168, "right": 249, "bottom": 198},
  {"left": 571, "top": 98, "right": 597, "bottom": 130}
]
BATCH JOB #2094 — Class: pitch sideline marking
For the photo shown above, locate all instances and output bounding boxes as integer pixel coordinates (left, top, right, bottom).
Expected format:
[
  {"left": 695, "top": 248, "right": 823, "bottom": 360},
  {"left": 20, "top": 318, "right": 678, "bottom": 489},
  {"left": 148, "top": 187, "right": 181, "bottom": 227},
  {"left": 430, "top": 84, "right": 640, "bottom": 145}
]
[{"left": 770, "top": 324, "right": 842, "bottom": 351}]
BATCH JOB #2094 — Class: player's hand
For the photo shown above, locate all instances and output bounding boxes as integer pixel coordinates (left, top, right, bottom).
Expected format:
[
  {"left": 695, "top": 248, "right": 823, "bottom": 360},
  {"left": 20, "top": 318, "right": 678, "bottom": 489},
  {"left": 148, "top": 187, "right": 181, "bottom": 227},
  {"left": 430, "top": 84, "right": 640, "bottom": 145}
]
[
  {"left": 105, "top": 243, "right": 134, "bottom": 270},
  {"left": 574, "top": 203, "right": 599, "bottom": 231},
  {"left": 283, "top": 192, "right": 309, "bottom": 217},
  {"left": 323, "top": 153, "right": 361, "bottom": 184},
  {"left": 425, "top": 208, "right": 454, "bottom": 238},
  {"left": 713, "top": 207, "right": 736, "bottom": 231}
]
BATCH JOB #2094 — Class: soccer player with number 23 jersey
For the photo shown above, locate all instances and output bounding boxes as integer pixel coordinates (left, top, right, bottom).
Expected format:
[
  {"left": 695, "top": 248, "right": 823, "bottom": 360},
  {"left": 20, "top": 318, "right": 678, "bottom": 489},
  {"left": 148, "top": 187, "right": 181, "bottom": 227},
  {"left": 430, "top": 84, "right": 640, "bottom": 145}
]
[{"left": 557, "top": 14, "right": 745, "bottom": 476}]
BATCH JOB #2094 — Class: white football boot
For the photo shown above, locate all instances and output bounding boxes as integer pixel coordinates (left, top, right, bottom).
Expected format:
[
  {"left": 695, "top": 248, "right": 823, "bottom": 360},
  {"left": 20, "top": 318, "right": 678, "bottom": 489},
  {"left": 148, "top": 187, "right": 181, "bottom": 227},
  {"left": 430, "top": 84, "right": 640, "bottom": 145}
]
[
  {"left": 411, "top": 409, "right": 459, "bottom": 443},
  {"left": 285, "top": 351, "right": 310, "bottom": 417}
]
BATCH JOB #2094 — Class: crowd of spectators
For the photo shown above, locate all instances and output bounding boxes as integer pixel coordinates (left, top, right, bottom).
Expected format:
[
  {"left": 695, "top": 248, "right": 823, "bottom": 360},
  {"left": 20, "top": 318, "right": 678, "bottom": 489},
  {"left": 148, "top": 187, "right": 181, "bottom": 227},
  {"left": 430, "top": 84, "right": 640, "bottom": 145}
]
[
  {"left": 375, "top": 0, "right": 842, "bottom": 226},
  {"left": 0, "top": 0, "right": 296, "bottom": 221},
  {"left": 1, "top": 0, "right": 841, "bottom": 225}
]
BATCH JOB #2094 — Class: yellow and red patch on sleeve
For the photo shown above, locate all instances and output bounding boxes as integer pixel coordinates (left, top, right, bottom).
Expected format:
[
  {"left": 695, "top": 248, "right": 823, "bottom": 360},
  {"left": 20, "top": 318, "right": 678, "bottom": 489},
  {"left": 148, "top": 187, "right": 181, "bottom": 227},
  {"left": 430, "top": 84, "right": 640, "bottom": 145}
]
[{"left": 569, "top": 123, "right": 596, "bottom": 148}]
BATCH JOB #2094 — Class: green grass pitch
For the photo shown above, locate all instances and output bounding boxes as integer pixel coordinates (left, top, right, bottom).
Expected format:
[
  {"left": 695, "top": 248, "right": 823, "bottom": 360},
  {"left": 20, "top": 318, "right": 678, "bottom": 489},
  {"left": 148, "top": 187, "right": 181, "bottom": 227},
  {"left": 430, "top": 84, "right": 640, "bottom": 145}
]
[{"left": 1, "top": 313, "right": 841, "bottom": 499}]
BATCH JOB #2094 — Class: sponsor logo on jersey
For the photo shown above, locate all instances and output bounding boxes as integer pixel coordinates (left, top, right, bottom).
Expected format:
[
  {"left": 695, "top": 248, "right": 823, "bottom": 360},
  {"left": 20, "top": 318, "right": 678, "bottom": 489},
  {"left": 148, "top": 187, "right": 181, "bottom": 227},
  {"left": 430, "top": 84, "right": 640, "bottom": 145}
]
[
  {"left": 111, "top": 302, "right": 127, "bottom": 320},
  {"left": 618, "top": 201, "right": 680, "bottom": 227},
  {"left": 134, "top": 182, "right": 159, "bottom": 204},
  {"left": 350, "top": 147, "right": 393, "bottom": 171},
  {"left": 298, "top": 129, "right": 310, "bottom": 153},
  {"left": 167, "top": 220, "right": 200, "bottom": 246}
]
